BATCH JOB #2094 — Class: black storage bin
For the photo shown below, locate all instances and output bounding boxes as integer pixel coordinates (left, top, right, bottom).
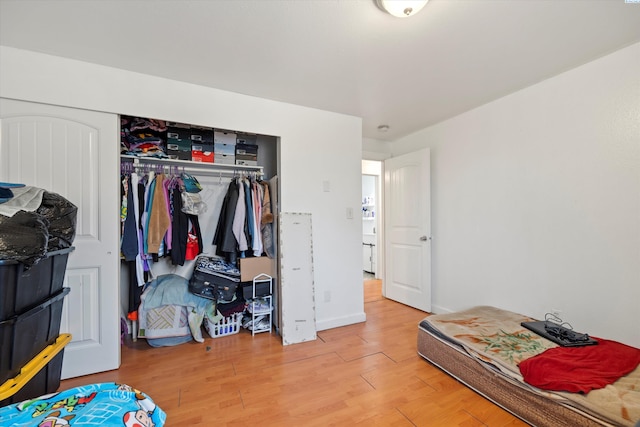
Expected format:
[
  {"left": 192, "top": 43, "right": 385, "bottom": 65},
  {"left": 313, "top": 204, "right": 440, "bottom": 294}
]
[
  {"left": 241, "top": 281, "right": 271, "bottom": 300},
  {"left": 0, "top": 350, "right": 64, "bottom": 407},
  {"left": 0, "top": 287, "right": 70, "bottom": 384},
  {"left": 0, "top": 247, "right": 74, "bottom": 320}
]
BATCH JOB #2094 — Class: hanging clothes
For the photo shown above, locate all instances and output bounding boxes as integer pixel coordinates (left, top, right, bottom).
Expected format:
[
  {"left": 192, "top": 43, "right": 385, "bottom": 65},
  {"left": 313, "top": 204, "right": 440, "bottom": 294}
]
[
  {"left": 169, "top": 181, "right": 189, "bottom": 265},
  {"left": 162, "top": 176, "right": 173, "bottom": 253},
  {"left": 242, "top": 178, "right": 255, "bottom": 254},
  {"left": 134, "top": 172, "right": 147, "bottom": 286},
  {"left": 260, "top": 180, "right": 275, "bottom": 258},
  {"left": 251, "top": 180, "right": 263, "bottom": 256},
  {"left": 185, "top": 214, "right": 204, "bottom": 261},
  {"left": 120, "top": 167, "right": 207, "bottom": 324},
  {"left": 121, "top": 175, "right": 138, "bottom": 261},
  {"left": 119, "top": 169, "right": 206, "bottom": 267},
  {"left": 232, "top": 179, "right": 248, "bottom": 252},
  {"left": 213, "top": 178, "right": 240, "bottom": 264},
  {"left": 141, "top": 171, "right": 155, "bottom": 258},
  {"left": 147, "top": 173, "right": 171, "bottom": 255},
  {"left": 213, "top": 174, "right": 272, "bottom": 263}
]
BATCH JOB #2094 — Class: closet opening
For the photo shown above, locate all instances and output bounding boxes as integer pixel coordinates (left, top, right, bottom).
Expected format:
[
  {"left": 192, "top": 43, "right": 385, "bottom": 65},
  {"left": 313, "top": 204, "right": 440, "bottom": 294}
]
[{"left": 118, "top": 115, "right": 281, "bottom": 347}]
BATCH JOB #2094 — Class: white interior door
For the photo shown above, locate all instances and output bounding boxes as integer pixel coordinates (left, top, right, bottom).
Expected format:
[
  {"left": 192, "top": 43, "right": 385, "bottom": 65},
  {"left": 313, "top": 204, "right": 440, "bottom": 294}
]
[
  {"left": 384, "top": 148, "right": 431, "bottom": 312},
  {"left": 0, "top": 98, "right": 120, "bottom": 378}
]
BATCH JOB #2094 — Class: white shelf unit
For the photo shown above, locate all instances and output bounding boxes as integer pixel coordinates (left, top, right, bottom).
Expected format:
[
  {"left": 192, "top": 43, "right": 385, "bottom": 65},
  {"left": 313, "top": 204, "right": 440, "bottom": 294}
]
[
  {"left": 248, "top": 274, "right": 273, "bottom": 335},
  {"left": 362, "top": 203, "right": 375, "bottom": 219}
]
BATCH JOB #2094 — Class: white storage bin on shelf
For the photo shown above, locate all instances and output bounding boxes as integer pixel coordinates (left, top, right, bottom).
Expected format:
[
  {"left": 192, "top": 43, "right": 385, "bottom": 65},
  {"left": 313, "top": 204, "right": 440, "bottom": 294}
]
[
  {"left": 204, "top": 312, "right": 242, "bottom": 338},
  {"left": 248, "top": 274, "right": 273, "bottom": 335}
]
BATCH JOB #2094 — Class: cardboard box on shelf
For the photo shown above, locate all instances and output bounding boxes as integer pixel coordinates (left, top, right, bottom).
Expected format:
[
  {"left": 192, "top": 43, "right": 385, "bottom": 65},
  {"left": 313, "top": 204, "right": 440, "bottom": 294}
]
[
  {"left": 190, "top": 126, "right": 214, "bottom": 143},
  {"left": 235, "top": 158, "right": 258, "bottom": 166},
  {"left": 191, "top": 140, "right": 214, "bottom": 163},
  {"left": 191, "top": 143, "right": 213, "bottom": 152},
  {"left": 191, "top": 150, "right": 214, "bottom": 163},
  {"left": 167, "top": 122, "right": 191, "bottom": 140},
  {"left": 167, "top": 138, "right": 192, "bottom": 160},
  {"left": 235, "top": 143, "right": 258, "bottom": 156},
  {"left": 214, "top": 142, "right": 236, "bottom": 155},
  {"left": 214, "top": 131, "right": 237, "bottom": 145},
  {"left": 239, "top": 256, "right": 274, "bottom": 282},
  {"left": 215, "top": 153, "right": 235, "bottom": 165},
  {"left": 168, "top": 137, "right": 191, "bottom": 148},
  {"left": 236, "top": 133, "right": 257, "bottom": 145}
]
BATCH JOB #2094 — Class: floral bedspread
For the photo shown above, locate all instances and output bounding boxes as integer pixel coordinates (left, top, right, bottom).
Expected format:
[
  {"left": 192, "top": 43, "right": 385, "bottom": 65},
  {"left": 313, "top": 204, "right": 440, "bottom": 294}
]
[
  {"left": 425, "top": 305, "right": 556, "bottom": 376},
  {"left": 423, "top": 305, "right": 640, "bottom": 426}
]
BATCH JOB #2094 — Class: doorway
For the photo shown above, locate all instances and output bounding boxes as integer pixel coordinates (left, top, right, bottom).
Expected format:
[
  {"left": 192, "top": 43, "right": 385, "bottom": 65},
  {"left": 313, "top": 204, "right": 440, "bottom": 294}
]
[
  {"left": 362, "top": 160, "right": 382, "bottom": 301},
  {"left": 362, "top": 174, "right": 377, "bottom": 277}
]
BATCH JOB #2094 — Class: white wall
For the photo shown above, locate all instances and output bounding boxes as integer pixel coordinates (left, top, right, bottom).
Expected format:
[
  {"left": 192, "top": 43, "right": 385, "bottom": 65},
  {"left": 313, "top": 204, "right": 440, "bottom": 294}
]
[
  {"left": 392, "top": 42, "right": 640, "bottom": 347},
  {"left": 362, "top": 137, "right": 392, "bottom": 161},
  {"left": 0, "top": 46, "right": 366, "bottom": 333}
]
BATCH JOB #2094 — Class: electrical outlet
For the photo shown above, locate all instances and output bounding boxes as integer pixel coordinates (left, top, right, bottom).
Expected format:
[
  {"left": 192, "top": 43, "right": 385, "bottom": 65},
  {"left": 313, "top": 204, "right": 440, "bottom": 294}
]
[{"left": 324, "top": 290, "right": 331, "bottom": 302}]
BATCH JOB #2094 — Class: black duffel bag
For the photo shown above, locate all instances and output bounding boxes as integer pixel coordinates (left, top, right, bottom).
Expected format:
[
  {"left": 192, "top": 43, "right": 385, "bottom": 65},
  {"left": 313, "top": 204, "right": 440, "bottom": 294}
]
[{"left": 189, "top": 255, "right": 240, "bottom": 303}]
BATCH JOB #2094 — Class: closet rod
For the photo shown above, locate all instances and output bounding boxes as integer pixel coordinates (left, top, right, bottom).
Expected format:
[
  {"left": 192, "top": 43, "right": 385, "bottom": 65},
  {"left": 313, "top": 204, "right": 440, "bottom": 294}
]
[{"left": 120, "top": 155, "right": 263, "bottom": 178}]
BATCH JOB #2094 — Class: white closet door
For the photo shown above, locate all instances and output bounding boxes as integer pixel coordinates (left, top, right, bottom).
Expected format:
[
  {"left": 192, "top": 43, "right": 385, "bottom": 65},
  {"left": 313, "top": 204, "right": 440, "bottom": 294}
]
[
  {"left": 279, "top": 212, "right": 316, "bottom": 345},
  {"left": 0, "top": 98, "right": 120, "bottom": 378}
]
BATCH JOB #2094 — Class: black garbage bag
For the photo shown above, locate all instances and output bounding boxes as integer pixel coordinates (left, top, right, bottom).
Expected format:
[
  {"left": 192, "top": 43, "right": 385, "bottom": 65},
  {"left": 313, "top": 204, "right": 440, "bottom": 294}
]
[
  {"left": 0, "top": 190, "right": 77, "bottom": 268},
  {"left": 36, "top": 191, "right": 77, "bottom": 251},
  {"left": 0, "top": 210, "right": 49, "bottom": 267}
]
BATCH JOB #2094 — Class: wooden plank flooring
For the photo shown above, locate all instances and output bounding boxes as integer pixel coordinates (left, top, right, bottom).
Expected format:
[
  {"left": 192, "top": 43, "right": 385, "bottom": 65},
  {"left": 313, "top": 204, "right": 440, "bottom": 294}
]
[{"left": 60, "top": 279, "right": 528, "bottom": 426}]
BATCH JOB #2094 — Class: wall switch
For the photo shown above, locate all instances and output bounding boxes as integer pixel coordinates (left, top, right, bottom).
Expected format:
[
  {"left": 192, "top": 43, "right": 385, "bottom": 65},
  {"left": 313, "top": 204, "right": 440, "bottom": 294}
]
[
  {"left": 322, "top": 180, "right": 331, "bottom": 192},
  {"left": 346, "top": 207, "right": 353, "bottom": 219}
]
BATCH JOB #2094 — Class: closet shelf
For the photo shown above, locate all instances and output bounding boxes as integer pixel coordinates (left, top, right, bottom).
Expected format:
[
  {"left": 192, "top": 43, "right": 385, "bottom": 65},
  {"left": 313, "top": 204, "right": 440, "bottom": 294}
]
[{"left": 120, "top": 155, "right": 263, "bottom": 177}]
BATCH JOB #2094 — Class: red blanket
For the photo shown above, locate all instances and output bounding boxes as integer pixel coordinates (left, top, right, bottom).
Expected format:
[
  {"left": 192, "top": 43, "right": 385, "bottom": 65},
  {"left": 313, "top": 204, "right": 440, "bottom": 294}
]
[{"left": 518, "top": 338, "right": 640, "bottom": 393}]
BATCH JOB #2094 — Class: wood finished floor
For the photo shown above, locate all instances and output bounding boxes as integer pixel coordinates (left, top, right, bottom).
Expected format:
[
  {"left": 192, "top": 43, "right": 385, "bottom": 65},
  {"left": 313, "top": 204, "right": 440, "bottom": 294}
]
[{"left": 60, "top": 280, "right": 528, "bottom": 426}]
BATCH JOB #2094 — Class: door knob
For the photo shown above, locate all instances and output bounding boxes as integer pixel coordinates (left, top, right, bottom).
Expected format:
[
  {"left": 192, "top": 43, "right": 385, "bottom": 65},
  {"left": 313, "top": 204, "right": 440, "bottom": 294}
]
[{"left": 420, "top": 236, "right": 431, "bottom": 241}]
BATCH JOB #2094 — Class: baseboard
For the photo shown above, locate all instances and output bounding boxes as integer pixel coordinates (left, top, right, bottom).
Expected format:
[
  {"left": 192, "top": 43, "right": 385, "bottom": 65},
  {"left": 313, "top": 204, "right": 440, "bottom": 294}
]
[
  {"left": 316, "top": 312, "right": 367, "bottom": 331},
  {"left": 430, "top": 304, "right": 454, "bottom": 315}
]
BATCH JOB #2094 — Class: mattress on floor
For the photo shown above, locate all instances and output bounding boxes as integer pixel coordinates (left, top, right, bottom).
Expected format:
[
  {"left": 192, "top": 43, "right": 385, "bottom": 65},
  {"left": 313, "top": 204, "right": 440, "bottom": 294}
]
[{"left": 417, "top": 306, "right": 640, "bottom": 427}]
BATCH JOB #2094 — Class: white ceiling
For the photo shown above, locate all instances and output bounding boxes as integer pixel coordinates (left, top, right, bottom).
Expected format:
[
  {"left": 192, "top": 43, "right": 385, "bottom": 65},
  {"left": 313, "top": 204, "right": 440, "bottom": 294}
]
[{"left": 1, "top": 0, "right": 639, "bottom": 141}]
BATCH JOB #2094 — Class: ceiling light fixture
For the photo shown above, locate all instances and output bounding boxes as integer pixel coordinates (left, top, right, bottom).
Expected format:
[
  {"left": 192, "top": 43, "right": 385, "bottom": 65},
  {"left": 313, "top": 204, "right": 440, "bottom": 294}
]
[
  {"left": 377, "top": 125, "right": 390, "bottom": 132},
  {"left": 375, "top": 0, "right": 429, "bottom": 18}
]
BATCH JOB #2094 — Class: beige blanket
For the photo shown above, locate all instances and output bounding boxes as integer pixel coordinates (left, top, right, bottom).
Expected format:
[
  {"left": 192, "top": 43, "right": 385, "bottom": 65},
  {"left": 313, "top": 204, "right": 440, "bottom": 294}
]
[{"left": 424, "top": 306, "right": 640, "bottom": 426}]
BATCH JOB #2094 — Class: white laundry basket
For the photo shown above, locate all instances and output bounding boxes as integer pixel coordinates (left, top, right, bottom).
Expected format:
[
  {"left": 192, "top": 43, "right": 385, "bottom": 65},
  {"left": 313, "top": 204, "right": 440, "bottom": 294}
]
[{"left": 204, "top": 312, "right": 242, "bottom": 338}]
